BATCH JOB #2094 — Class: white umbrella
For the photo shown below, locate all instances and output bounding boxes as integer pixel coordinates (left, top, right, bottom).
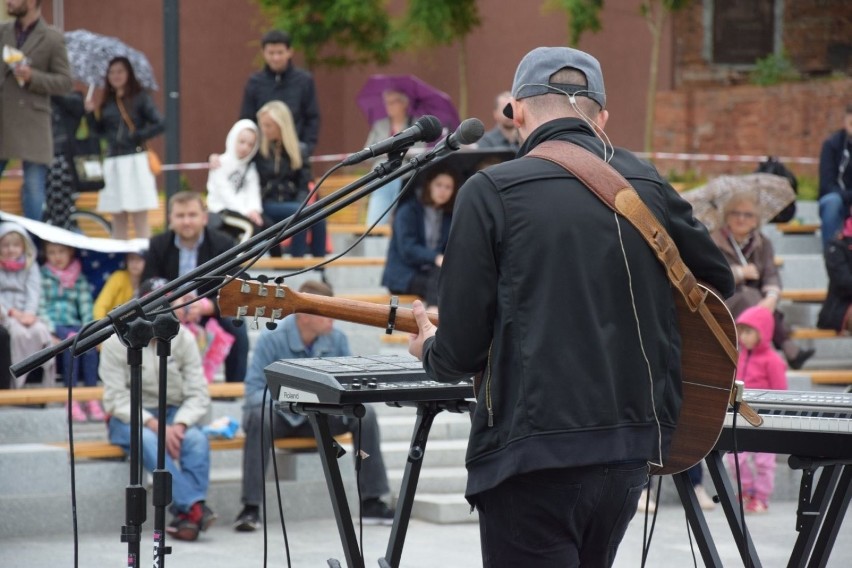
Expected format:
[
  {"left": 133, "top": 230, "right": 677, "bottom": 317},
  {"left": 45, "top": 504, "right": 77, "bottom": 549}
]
[{"left": 64, "top": 29, "right": 158, "bottom": 91}]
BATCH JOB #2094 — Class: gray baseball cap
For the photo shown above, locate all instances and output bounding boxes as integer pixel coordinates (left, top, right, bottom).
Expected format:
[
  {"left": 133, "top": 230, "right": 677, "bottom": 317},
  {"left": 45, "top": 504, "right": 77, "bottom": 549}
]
[{"left": 503, "top": 46, "right": 606, "bottom": 119}]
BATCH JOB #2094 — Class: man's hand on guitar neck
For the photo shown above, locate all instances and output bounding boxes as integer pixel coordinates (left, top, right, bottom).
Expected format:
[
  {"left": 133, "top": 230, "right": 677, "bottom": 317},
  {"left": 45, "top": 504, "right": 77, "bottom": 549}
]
[{"left": 408, "top": 300, "right": 437, "bottom": 360}]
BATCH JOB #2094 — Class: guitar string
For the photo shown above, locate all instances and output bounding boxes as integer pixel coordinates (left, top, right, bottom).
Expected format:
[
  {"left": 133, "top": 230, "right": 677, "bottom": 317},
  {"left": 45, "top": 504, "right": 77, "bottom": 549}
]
[{"left": 615, "top": 211, "right": 664, "bottom": 469}]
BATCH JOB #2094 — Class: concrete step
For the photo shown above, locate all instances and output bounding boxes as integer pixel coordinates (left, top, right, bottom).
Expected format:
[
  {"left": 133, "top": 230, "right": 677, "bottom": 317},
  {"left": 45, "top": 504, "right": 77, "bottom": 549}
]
[
  {"left": 387, "top": 466, "right": 468, "bottom": 495},
  {"left": 777, "top": 254, "right": 828, "bottom": 289},
  {"left": 409, "top": 493, "right": 478, "bottom": 524},
  {"left": 380, "top": 439, "right": 468, "bottom": 470}
]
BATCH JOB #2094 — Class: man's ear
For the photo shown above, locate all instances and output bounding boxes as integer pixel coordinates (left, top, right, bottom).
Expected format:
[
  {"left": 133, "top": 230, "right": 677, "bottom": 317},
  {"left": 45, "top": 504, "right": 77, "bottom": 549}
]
[
  {"left": 595, "top": 109, "right": 609, "bottom": 131},
  {"left": 511, "top": 99, "right": 524, "bottom": 129}
]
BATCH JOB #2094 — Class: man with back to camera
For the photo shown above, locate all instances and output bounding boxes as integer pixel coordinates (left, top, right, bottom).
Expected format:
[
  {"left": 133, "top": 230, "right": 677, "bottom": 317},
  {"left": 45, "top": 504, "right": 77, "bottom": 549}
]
[
  {"left": 408, "top": 46, "right": 735, "bottom": 566},
  {"left": 0, "top": 0, "right": 72, "bottom": 220},
  {"left": 818, "top": 104, "right": 852, "bottom": 249},
  {"left": 234, "top": 279, "right": 395, "bottom": 531},
  {"left": 239, "top": 29, "right": 320, "bottom": 160}
]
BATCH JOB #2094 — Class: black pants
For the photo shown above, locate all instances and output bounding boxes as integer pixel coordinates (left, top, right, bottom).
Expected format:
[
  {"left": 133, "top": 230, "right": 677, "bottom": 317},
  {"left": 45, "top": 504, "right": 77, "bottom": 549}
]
[
  {"left": 0, "top": 325, "right": 11, "bottom": 389},
  {"left": 475, "top": 463, "right": 648, "bottom": 568}
]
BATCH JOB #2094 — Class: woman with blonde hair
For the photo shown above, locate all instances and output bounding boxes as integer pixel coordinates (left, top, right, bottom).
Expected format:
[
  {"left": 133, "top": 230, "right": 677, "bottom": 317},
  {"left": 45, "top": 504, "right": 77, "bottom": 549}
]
[{"left": 255, "top": 101, "right": 326, "bottom": 257}]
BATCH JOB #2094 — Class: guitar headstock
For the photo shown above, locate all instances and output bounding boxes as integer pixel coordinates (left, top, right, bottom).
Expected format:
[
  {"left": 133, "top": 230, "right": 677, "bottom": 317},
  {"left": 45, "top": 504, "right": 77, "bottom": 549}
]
[{"left": 217, "top": 278, "right": 298, "bottom": 329}]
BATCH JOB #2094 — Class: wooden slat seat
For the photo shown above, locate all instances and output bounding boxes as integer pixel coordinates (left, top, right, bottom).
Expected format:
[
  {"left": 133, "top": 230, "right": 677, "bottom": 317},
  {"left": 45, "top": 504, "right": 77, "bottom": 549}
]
[
  {"left": 0, "top": 382, "right": 244, "bottom": 407},
  {"left": 52, "top": 432, "right": 353, "bottom": 460},
  {"left": 806, "top": 370, "right": 852, "bottom": 385},
  {"left": 790, "top": 328, "right": 839, "bottom": 340},
  {"left": 247, "top": 256, "right": 385, "bottom": 271},
  {"left": 780, "top": 289, "right": 826, "bottom": 303},
  {"left": 776, "top": 223, "right": 820, "bottom": 235},
  {"left": 327, "top": 224, "right": 391, "bottom": 237}
]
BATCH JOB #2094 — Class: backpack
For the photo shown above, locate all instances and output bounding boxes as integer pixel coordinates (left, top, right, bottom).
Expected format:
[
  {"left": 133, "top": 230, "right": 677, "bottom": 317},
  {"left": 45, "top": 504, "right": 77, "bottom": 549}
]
[{"left": 756, "top": 156, "right": 798, "bottom": 223}]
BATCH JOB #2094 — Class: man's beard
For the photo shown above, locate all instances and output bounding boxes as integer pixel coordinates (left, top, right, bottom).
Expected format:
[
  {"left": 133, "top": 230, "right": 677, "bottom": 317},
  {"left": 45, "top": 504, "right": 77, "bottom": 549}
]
[{"left": 8, "top": 4, "right": 31, "bottom": 18}]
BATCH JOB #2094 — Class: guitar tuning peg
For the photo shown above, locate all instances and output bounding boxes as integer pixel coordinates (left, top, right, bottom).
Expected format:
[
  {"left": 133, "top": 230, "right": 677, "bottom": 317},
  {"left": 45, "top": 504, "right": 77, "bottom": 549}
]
[
  {"left": 265, "top": 321, "right": 277, "bottom": 330},
  {"left": 274, "top": 276, "right": 285, "bottom": 285},
  {"left": 242, "top": 273, "right": 253, "bottom": 282},
  {"left": 257, "top": 274, "right": 269, "bottom": 284}
]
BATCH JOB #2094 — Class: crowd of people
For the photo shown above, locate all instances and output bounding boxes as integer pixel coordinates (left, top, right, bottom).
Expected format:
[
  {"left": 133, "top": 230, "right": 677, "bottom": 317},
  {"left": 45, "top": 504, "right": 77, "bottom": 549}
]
[{"left": 1, "top": 3, "right": 848, "bottom": 561}]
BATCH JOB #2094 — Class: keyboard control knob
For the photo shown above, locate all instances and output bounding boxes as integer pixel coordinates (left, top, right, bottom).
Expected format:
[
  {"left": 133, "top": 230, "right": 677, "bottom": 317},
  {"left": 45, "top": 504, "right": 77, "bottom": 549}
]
[
  {"left": 367, "top": 381, "right": 378, "bottom": 389},
  {"left": 350, "top": 382, "right": 361, "bottom": 389}
]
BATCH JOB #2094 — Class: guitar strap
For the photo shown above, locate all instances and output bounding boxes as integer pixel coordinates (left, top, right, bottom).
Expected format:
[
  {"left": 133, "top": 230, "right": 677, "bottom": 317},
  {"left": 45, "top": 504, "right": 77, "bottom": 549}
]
[{"left": 526, "top": 141, "right": 762, "bottom": 425}]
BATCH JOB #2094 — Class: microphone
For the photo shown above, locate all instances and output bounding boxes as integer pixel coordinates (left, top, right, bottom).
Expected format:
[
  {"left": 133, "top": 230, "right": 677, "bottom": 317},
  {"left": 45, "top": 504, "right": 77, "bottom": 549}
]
[
  {"left": 421, "top": 118, "right": 485, "bottom": 160},
  {"left": 342, "top": 115, "right": 443, "bottom": 166}
]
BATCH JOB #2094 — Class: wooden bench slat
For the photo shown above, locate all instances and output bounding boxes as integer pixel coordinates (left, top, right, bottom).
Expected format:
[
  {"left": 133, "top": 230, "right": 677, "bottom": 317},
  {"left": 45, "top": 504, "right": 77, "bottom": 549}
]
[
  {"left": 780, "top": 289, "right": 826, "bottom": 303},
  {"left": 806, "top": 370, "right": 852, "bottom": 385},
  {"left": 0, "top": 382, "right": 244, "bottom": 407},
  {"left": 51, "top": 432, "right": 353, "bottom": 459},
  {"left": 790, "top": 328, "right": 839, "bottom": 340},
  {"left": 776, "top": 223, "right": 819, "bottom": 235},
  {"left": 248, "top": 256, "right": 385, "bottom": 271}
]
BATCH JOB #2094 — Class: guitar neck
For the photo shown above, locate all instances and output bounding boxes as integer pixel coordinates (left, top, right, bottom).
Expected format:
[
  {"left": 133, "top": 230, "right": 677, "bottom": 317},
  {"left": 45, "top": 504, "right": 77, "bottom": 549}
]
[{"left": 294, "top": 294, "right": 436, "bottom": 334}]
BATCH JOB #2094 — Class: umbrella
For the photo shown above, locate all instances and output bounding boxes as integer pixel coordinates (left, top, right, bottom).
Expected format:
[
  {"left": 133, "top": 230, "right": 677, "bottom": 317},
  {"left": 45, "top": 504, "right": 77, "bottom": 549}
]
[
  {"left": 356, "top": 74, "right": 460, "bottom": 131},
  {"left": 405, "top": 148, "right": 515, "bottom": 199},
  {"left": 64, "top": 29, "right": 158, "bottom": 90},
  {"left": 680, "top": 173, "right": 796, "bottom": 232},
  {"left": 0, "top": 212, "right": 147, "bottom": 297}
]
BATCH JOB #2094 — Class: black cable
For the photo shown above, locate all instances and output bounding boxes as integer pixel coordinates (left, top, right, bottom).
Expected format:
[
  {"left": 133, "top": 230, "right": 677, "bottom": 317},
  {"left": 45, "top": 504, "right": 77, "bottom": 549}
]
[
  {"left": 731, "top": 401, "right": 751, "bottom": 568},
  {"left": 684, "top": 510, "right": 698, "bottom": 568},
  {"left": 260, "top": 388, "right": 269, "bottom": 567},
  {"left": 640, "top": 475, "right": 662, "bottom": 567},
  {"left": 356, "top": 415, "right": 364, "bottom": 563},
  {"left": 268, "top": 394, "right": 292, "bottom": 568}
]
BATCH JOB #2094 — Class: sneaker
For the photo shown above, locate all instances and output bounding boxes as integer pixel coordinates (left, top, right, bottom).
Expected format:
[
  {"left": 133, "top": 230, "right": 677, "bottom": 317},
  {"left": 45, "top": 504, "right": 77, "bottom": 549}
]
[
  {"left": 233, "top": 505, "right": 260, "bottom": 532},
  {"left": 787, "top": 348, "right": 816, "bottom": 370},
  {"left": 68, "top": 401, "right": 87, "bottom": 423},
  {"left": 166, "top": 514, "right": 200, "bottom": 541},
  {"left": 694, "top": 485, "right": 716, "bottom": 511},
  {"left": 86, "top": 400, "right": 105, "bottom": 422},
  {"left": 746, "top": 499, "right": 769, "bottom": 514},
  {"left": 199, "top": 502, "right": 217, "bottom": 532},
  {"left": 360, "top": 498, "right": 395, "bottom": 526},
  {"left": 637, "top": 488, "right": 656, "bottom": 513}
]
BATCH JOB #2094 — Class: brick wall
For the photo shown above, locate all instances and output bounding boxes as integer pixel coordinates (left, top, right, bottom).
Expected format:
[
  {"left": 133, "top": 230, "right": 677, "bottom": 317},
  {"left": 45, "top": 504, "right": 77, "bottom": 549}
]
[{"left": 652, "top": 77, "right": 851, "bottom": 178}]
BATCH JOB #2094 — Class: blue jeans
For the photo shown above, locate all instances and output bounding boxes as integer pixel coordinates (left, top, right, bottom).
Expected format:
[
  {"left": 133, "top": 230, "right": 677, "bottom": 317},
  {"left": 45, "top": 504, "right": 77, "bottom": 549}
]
[
  {"left": 262, "top": 200, "right": 327, "bottom": 257},
  {"left": 0, "top": 160, "right": 48, "bottom": 220},
  {"left": 819, "top": 192, "right": 845, "bottom": 250},
  {"left": 366, "top": 177, "right": 402, "bottom": 226},
  {"left": 475, "top": 463, "right": 648, "bottom": 567},
  {"left": 108, "top": 406, "right": 210, "bottom": 513},
  {"left": 55, "top": 325, "right": 99, "bottom": 387}
]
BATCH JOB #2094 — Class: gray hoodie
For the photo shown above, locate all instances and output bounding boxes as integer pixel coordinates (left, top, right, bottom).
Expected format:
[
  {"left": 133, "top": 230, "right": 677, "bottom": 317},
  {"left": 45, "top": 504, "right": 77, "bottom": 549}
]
[{"left": 0, "top": 222, "right": 41, "bottom": 314}]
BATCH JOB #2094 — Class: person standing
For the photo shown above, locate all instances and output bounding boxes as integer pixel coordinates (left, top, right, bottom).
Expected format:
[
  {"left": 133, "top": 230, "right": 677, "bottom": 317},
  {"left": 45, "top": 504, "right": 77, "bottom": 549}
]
[
  {"left": 44, "top": 90, "right": 85, "bottom": 228},
  {"left": 85, "top": 56, "right": 164, "bottom": 239},
  {"left": 234, "top": 280, "right": 394, "bottom": 531},
  {"left": 476, "top": 91, "right": 520, "bottom": 152},
  {"left": 818, "top": 104, "right": 852, "bottom": 250},
  {"left": 0, "top": 0, "right": 72, "bottom": 220},
  {"left": 408, "top": 47, "right": 734, "bottom": 566},
  {"left": 239, "top": 30, "right": 320, "bottom": 161},
  {"left": 142, "top": 191, "right": 249, "bottom": 383}
]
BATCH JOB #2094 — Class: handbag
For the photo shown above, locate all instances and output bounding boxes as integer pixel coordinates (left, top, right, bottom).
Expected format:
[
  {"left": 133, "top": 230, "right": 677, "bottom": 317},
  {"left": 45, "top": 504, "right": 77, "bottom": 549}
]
[
  {"left": 70, "top": 136, "right": 105, "bottom": 192},
  {"left": 116, "top": 96, "right": 162, "bottom": 176}
]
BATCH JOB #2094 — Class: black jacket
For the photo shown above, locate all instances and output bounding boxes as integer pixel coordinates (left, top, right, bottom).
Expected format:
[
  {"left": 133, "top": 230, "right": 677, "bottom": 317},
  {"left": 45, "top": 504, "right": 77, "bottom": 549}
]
[
  {"left": 254, "top": 149, "right": 310, "bottom": 203},
  {"left": 239, "top": 63, "right": 320, "bottom": 157},
  {"left": 142, "top": 227, "right": 237, "bottom": 315},
  {"left": 87, "top": 91, "right": 164, "bottom": 157},
  {"left": 422, "top": 118, "right": 734, "bottom": 500},
  {"left": 818, "top": 236, "right": 852, "bottom": 331},
  {"left": 50, "top": 91, "right": 84, "bottom": 156}
]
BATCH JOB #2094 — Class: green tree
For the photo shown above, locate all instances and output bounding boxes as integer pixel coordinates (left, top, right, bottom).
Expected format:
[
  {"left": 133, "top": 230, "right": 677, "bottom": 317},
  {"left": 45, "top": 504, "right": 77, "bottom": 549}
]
[
  {"left": 640, "top": 0, "right": 690, "bottom": 153},
  {"left": 401, "top": 0, "right": 481, "bottom": 119},
  {"left": 543, "top": 0, "right": 603, "bottom": 46},
  {"left": 254, "top": 0, "right": 402, "bottom": 68}
]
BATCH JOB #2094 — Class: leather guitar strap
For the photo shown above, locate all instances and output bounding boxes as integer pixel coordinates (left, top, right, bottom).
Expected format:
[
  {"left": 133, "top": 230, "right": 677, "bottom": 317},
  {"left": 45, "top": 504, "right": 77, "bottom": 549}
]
[{"left": 526, "top": 140, "right": 739, "bottom": 366}]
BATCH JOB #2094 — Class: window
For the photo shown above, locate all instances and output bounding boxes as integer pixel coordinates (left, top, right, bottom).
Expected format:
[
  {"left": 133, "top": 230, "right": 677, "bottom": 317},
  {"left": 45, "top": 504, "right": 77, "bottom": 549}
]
[{"left": 706, "top": 0, "right": 780, "bottom": 65}]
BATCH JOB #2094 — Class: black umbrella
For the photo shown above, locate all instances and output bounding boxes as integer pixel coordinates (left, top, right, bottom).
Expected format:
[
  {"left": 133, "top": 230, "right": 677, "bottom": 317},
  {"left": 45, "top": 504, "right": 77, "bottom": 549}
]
[{"left": 404, "top": 148, "right": 516, "bottom": 199}]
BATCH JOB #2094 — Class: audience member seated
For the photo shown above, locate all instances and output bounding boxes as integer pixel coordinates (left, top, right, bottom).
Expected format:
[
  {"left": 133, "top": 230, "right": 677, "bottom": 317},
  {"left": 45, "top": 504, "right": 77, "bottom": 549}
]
[
  {"left": 142, "top": 191, "right": 249, "bottom": 383},
  {"left": 206, "top": 119, "right": 264, "bottom": 243},
  {"left": 477, "top": 91, "right": 520, "bottom": 151},
  {"left": 818, "top": 210, "right": 852, "bottom": 334},
  {"left": 100, "top": 277, "right": 216, "bottom": 542},
  {"left": 710, "top": 193, "right": 815, "bottom": 369},
  {"left": 38, "top": 241, "right": 101, "bottom": 421},
  {"left": 233, "top": 280, "right": 394, "bottom": 532},
  {"left": 93, "top": 250, "right": 146, "bottom": 320},
  {"left": 381, "top": 166, "right": 460, "bottom": 308},
  {"left": 0, "top": 222, "right": 56, "bottom": 388},
  {"left": 817, "top": 104, "right": 852, "bottom": 250}
]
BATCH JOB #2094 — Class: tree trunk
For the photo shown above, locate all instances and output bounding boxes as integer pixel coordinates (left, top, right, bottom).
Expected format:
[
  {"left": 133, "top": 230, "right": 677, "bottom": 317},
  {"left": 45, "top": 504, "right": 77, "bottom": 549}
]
[{"left": 644, "top": 5, "right": 666, "bottom": 154}]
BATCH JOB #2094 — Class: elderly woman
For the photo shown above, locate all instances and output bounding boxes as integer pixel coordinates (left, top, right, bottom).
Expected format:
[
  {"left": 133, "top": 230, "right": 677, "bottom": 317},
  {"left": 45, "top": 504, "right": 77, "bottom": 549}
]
[{"left": 710, "top": 193, "right": 814, "bottom": 369}]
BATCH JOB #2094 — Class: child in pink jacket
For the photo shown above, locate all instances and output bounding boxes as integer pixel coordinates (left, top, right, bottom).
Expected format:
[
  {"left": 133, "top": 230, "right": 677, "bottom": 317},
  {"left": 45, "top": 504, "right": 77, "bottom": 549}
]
[{"left": 728, "top": 305, "right": 788, "bottom": 514}]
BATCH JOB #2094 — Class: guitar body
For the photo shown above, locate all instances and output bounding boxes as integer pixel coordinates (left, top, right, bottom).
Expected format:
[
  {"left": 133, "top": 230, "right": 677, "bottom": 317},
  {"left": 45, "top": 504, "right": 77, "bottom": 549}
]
[{"left": 652, "top": 284, "right": 737, "bottom": 475}]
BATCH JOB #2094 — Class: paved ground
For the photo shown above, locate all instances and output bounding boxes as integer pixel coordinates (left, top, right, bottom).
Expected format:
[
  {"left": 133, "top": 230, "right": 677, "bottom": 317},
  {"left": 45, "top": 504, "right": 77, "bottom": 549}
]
[{"left": 2, "top": 500, "right": 849, "bottom": 567}]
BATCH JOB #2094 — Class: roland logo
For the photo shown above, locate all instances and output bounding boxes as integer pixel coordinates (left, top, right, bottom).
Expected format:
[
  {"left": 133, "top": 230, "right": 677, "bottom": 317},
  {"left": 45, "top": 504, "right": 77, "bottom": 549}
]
[{"left": 279, "top": 391, "right": 300, "bottom": 400}]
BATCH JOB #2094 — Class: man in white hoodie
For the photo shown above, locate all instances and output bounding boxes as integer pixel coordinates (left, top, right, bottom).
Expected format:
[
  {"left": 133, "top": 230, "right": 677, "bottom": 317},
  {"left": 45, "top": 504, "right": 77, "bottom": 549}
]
[{"left": 206, "top": 119, "right": 264, "bottom": 241}]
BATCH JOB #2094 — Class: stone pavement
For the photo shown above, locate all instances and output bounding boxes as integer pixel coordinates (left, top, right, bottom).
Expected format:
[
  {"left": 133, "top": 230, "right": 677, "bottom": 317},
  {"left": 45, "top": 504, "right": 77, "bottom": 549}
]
[{"left": 2, "top": 500, "right": 849, "bottom": 567}]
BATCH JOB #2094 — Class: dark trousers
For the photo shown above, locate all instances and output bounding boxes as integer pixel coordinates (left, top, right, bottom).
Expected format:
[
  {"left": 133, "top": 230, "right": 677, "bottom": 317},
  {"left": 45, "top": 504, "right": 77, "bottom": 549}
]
[
  {"left": 0, "top": 325, "right": 11, "bottom": 389},
  {"left": 475, "top": 463, "right": 648, "bottom": 568}
]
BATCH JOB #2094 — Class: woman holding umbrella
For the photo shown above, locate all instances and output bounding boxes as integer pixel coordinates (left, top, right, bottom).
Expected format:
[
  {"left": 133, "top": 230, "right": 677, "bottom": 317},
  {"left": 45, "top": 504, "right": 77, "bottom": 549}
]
[
  {"left": 711, "top": 193, "right": 815, "bottom": 369},
  {"left": 85, "top": 56, "right": 164, "bottom": 239}
]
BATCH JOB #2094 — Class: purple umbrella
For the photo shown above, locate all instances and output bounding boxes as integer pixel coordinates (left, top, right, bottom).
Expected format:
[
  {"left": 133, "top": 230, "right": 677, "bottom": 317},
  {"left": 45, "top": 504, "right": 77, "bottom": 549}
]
[{"left": 356, "top": 74, "right": 460, "bottom": 131}]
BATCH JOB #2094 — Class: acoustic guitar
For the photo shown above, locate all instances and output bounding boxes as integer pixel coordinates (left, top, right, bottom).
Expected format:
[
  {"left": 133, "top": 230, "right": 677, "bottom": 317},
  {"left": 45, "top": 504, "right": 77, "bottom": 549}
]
[{"left": 218, "top": 277, "right": 736, "bottom": 475}]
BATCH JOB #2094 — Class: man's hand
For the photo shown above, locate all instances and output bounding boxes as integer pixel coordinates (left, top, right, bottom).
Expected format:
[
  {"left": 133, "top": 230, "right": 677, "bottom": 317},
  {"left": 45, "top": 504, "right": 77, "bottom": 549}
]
[
  {"left": 165, "top": 423, "right": 187, "bottom": 460},
  {"left": 408, "top": 300, "right": 437, "bottom": 360},
  {"left": 12, "top": 63, "right": 32, "bottom": 85},
  {"left": 741, "top": 263, "right": 760, "bottom": 281},
  {"left": 247, "top": 211, "right": 264, "bottom": 226},
  {"left": 208, "top": 153, "right": 221, "bottom": 170}
]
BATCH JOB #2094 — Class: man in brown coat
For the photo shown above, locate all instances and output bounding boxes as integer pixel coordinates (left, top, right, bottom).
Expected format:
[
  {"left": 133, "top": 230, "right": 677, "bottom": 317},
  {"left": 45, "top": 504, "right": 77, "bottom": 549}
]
[{"left": 0, "top": 0, "right": 71, "bottom": 220}]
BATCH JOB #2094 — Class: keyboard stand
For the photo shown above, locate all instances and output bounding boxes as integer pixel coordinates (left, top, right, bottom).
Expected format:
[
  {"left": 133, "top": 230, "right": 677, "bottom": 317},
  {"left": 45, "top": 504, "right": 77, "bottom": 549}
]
[
  {"left": 291, "top": 399, "right": 475, "bottom": 568},
  {"left": 676, "top": 450, "right": 852, "bottom": 568}
]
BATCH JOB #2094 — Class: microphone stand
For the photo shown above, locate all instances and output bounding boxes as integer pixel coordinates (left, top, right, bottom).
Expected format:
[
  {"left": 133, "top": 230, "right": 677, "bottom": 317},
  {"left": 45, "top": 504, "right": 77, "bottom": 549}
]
[{"left": 11, "top": 142, "right": 456, "bottom": 378}]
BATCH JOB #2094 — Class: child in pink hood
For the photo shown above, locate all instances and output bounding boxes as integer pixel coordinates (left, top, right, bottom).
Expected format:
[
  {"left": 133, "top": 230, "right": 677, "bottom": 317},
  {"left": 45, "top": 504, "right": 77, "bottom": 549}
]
[{"left": 728, "top": 305, "right": 787, "bottom": 514}]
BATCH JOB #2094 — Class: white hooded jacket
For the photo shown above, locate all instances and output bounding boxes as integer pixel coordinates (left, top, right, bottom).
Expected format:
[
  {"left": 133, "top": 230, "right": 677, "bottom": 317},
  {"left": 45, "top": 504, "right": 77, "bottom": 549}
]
[{"left": 206, "top": 119, "right": 262, "bottom": 217}]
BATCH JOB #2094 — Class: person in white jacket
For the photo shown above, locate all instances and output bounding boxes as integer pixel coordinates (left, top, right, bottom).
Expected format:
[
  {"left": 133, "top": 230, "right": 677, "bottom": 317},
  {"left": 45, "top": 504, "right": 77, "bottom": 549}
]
[
  {"left": 100, "top": 277, "right": 215, "bottom": 542},
  {"left": 206, "top": 119, "right": 264, "bottom": 240}
]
